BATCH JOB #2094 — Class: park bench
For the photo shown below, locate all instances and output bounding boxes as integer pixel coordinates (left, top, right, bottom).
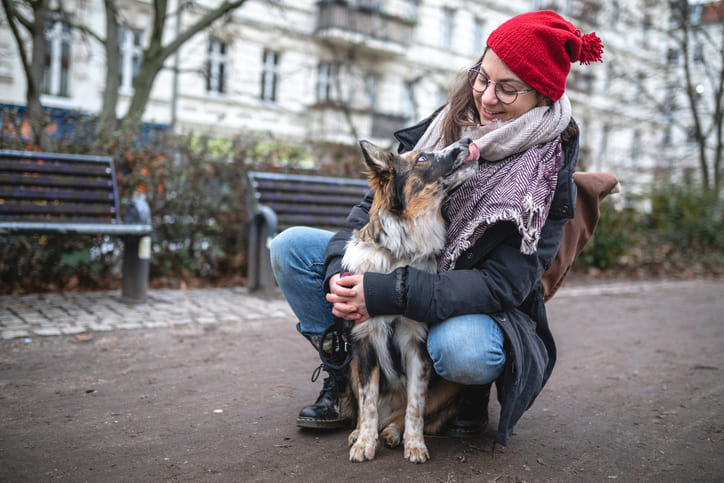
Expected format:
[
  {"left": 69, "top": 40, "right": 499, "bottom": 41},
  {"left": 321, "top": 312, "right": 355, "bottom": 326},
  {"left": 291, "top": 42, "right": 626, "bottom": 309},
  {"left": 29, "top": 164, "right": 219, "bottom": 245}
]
[
  {"left": 246, "top": 171, "right": 369, "bottom": 292},
  {"left": 245, "top": 170, "right": 620, "bottom": 297},
  {"left": 0, "top": 150, "right": 153, "bottom": 302}
]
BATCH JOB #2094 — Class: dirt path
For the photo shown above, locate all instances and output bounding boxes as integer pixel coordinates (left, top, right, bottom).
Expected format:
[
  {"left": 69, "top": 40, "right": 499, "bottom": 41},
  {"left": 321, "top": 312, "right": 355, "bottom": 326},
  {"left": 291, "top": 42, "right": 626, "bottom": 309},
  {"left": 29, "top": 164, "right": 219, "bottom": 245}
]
[{"left": 1, "top": 279, "right": 722, "bottom": 481}]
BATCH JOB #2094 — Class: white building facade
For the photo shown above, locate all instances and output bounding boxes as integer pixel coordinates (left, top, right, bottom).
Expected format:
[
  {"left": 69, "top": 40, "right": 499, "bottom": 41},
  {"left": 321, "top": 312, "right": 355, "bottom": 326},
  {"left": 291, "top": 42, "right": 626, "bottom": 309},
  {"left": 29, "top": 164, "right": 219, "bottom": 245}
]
[{"left": 1, "top": 0, "right": 717, "bottom": 201}]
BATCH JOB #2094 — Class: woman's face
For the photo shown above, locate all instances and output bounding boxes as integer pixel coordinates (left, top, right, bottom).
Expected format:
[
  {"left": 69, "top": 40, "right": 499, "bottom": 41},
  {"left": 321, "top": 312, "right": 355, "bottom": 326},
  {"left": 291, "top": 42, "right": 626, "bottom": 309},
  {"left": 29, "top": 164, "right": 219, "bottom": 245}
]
[{"left": 473, "top": 49, "right": 540, "bottom": 125}]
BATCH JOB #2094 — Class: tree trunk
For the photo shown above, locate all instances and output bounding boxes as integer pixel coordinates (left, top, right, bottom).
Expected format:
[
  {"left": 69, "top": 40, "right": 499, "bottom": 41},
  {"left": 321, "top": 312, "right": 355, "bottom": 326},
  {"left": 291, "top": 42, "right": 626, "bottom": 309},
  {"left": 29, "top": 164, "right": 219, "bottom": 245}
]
[
  {"left": 122, "top": 48, "right": 163, "bottom": 128},
  {"left": 96, "top": 0, "right": 121, "bottom": 144},
  {"left": 2, "top": 0, "right": 51, "bottom": 150},
  {"left": 27, "top": 9, "right": 48, "bottom": 150},
  {"left": 119, "top": 0, "right": 246, "bottom": 128}
]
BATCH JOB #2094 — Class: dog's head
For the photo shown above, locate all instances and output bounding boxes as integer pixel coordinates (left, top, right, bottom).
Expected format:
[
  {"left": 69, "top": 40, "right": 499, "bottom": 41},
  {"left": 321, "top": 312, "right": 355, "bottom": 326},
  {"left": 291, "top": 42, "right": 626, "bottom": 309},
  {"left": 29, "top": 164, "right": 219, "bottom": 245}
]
[{"left": 358, "top": 138, "right": 479, "bottom": 217}]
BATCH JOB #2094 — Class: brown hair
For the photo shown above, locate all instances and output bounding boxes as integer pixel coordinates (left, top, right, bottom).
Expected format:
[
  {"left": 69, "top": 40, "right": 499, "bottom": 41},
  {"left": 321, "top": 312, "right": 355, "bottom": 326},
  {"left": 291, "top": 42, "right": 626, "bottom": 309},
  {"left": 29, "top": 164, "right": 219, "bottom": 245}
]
[{"left": 438, "top": 48, "right": 553, "bottom": 147}]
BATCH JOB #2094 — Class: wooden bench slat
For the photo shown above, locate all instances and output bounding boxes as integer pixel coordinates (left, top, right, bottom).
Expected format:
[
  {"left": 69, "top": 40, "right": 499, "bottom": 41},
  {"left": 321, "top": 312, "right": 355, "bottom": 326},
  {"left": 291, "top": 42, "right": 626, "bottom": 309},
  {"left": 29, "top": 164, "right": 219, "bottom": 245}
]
[
  {"left": 256, "top": 192, "right": 366, "bottom": 206},
  {"left": 0, "top": 173, "right": 114, "bottom": 189},
  {"left": 265, "top": 201, "right": 354, "bottom": 216},
  {"left": 0, "top": 200, "right": 116, "bottom": 217},
  {"left": 252, "top": 179, "right": 368, "bottom": 195},
  {"left": 0, "top": 159, "right": 111, "bottom": 176},
  {"left": 276, "top": 213, "right": 350, "bottom": 228},
  {"left": 0, "top": 186, "right": 114, "bottom": 202}
]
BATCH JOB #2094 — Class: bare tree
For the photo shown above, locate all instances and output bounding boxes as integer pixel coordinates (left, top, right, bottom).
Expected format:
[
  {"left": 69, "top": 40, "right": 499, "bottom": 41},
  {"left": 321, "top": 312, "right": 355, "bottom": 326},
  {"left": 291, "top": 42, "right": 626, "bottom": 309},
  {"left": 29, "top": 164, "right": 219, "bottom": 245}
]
[
  {"left": 668, "top": 0, "right": 723, "bottom": 196},
  {"left": 95, "top": 0, "right": 120, "bottom": 141},
  {"left": 1, "top": 0, "right": 247, "bottom": 148},
  {"left": 2, "top": 0, "right": 51, "bottom": 149},
  {"left": 112, "top": 0, "right": 246, "bottom": 132}
]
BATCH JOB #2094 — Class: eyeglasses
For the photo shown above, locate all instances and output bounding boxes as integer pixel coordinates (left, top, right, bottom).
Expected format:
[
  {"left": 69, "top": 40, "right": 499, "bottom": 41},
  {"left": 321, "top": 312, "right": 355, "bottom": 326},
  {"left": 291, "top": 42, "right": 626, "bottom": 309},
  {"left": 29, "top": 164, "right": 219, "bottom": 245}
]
[{"left": 467, "top": 65, "right": 534, "bottom": 105}]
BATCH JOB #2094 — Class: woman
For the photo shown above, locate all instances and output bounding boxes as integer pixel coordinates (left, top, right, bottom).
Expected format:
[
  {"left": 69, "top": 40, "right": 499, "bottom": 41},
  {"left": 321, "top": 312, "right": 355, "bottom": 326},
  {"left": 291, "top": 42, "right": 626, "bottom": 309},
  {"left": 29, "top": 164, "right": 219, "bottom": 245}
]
[{"left": 270, "top": 10, "right": 603, "bottom": 447}]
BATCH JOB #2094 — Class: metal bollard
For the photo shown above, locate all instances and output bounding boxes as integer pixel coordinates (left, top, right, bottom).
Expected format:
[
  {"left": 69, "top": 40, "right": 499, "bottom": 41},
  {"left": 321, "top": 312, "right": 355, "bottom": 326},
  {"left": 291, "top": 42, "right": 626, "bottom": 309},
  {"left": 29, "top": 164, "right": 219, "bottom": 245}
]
[{"left": 122, "top": 193, "right": 152, "bottom": 303}]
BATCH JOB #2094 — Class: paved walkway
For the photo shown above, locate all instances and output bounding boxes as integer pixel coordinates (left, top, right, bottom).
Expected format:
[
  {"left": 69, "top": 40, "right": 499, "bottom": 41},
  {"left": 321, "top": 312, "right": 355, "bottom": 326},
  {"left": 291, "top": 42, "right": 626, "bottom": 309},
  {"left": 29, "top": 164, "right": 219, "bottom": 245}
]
[
  {"left": 0, "top": 279, "right": 709, "bottom": 341},
  {"left": 0, "top": 287, "right": 293, "bottom": 340}
]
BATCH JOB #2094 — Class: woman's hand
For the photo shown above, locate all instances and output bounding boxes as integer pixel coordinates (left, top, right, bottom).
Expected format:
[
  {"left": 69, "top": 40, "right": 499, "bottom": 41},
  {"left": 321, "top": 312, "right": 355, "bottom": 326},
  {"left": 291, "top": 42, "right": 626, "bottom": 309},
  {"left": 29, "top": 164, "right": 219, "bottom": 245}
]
[{"left": 327, "top": 273, "right": 370, "bottom": 324}]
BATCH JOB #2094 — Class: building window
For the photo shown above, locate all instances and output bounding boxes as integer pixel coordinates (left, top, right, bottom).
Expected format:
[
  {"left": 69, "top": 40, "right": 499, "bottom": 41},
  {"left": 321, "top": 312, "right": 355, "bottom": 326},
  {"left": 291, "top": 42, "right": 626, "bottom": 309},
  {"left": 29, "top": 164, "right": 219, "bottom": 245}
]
[
  {"left": 400, "top": 81, "right": 414, "bottom": 122},
  {"left": 641, "top": 15, "right": 651, "bottom": 47},
  {"left": 207, "top": 39, "right": 227, "bottom": 95},
  {"left": 119, "top": 27, "right": 143, "bottom": 92},
  {"left": 635, "top": 72, "right": 646, "bottom": 104},
  {"left": 403, "top": 0, "right": 419, "bottom": 21},
  {"left": 666, "top": 48, "right": 679, "bottom": 65},
  {"left": 317, "top": 62, "right": 337, "bottom": 102},
  {"left": 662, "top": 118, "right": 673, "bottom": 147},
  {"left": 437, "top": 86, "right": 448, "bottom": 107},
  {"left": 610, "top": 1, "right": 620, "bottom": 28},
  {"left": 630, "top": 130, "right": 641, "bottom": 164},
  {"left": 364, "top": 74, "right": 378, "bottom": 111},
  {"left": 43, "top": 16, "right": 72, "bottom": 97},
  {"left": 441, "top": 8, "right": 453, "bottom": 50},
  {"left": 693, "top": 44, "right": 704, "bottom": 64},
  {"left": 599, "top": 124, "right": 609, "bottom": 163},
  {"left": 472, "top": 17, "right": 485, "bottom": 55},
  {"left": 261, "top": 49, "right": 279, "bottom": 102},
  {"left": 687, "top": 125, "right": 697, "bottom": 144}
]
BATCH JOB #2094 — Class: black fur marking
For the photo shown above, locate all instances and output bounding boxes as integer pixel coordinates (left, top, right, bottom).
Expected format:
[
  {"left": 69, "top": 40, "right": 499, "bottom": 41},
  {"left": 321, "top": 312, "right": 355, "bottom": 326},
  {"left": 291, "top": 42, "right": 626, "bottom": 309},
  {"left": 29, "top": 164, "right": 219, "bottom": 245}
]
[
  {"left": 391, "top": 171, "right": 408, "bottom": 213},
  {"left": 354, "top": 338, "right": 378, "bottom": 387},
  {"left": 388, "top": 320, "right": 405, "bottom": 376}
]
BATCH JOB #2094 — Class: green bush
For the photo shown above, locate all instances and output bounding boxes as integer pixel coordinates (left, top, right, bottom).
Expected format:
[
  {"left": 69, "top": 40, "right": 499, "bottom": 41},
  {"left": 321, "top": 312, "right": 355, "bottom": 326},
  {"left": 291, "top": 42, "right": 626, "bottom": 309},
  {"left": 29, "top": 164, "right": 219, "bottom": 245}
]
[
  {"left": 575, "top": 200, "right": 639, "bottom": 269},
  {"left": 647, "top": 185, "right": 723, "bottom": 255},
  {"left": 576, "top": 183, "right": 723, "bottom": 274}
]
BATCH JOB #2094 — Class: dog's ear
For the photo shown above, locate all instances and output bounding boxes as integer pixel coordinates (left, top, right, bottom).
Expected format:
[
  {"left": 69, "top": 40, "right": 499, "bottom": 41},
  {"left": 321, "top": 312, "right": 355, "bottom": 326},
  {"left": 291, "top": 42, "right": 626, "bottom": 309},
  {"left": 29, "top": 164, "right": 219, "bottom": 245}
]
[{"left": 359, "top": 140, "right": 392, "bottom": 174}]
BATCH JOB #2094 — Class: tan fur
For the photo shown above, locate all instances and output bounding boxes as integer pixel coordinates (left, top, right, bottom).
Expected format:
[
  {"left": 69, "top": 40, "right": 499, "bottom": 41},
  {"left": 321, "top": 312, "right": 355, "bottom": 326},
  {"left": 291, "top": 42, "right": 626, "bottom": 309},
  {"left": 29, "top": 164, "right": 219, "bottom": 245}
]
[{"left": 339, "top": 139, "right": 479, "bottom": 463}]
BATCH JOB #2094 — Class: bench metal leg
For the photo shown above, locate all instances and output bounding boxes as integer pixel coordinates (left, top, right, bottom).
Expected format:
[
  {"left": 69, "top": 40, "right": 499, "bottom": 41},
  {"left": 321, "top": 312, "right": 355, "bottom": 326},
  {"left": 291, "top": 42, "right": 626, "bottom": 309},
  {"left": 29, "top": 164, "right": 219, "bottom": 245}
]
[
  {"left": 122, "top": 235, "right": 150, "bottom": 302},
  {"left": 247, "top": 207, "right": 278, "bottom": 293},
  {"left": 247, "top": 218, "right": 261, "bottom": 291},
  {"left": 259, "top": 223, "right": 276, "bottom": 292}
]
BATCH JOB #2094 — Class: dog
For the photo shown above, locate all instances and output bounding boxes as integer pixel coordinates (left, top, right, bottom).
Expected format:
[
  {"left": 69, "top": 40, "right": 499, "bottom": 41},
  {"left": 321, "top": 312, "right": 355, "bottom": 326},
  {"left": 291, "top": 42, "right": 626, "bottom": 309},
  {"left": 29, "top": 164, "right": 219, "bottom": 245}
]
[{"left": 338, "top": 138, "right": 480, "bottom": 463}]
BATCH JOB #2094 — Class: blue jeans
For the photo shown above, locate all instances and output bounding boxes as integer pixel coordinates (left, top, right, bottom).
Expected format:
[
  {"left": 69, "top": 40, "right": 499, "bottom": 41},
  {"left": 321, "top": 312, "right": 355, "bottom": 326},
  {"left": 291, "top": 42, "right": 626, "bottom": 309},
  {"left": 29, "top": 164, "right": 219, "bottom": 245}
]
[{"left": 270, "top": 226, "right": 505, "bottom": 385}]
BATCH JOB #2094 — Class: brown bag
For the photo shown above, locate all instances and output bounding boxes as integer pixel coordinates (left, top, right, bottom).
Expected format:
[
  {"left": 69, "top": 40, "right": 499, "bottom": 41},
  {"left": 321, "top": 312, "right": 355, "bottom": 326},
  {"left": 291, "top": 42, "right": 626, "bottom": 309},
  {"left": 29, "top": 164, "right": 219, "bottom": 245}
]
[{"left": 541, "top": 172, "right": 620, "bottom": 301}]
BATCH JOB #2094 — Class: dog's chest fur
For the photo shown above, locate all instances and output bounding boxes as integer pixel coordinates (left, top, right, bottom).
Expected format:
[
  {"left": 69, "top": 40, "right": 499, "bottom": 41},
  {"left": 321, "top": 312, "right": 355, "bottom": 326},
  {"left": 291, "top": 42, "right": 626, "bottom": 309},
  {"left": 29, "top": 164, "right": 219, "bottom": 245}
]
[{"left": 341, "top": 202, "right": 445, "bottom": 388}]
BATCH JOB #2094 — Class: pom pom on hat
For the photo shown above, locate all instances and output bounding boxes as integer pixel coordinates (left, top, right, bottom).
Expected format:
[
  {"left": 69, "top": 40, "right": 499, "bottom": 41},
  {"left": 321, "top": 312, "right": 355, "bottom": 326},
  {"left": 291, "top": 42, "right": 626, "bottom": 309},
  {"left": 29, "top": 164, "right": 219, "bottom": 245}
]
[
  {"left": 579, "top": 32, "right": 604, "bottom": 65},
  {"left": 487, "top": 10, "right": 604, "bottom": 101}
]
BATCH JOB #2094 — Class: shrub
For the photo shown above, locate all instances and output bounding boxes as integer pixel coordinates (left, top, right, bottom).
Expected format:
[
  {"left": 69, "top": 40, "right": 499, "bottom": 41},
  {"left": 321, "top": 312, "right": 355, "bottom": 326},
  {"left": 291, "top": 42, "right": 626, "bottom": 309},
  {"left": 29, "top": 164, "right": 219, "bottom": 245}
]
[
  {"left": 0, "top": 120, "right": 329, "bottom": 293},
  {"left": 575, "top": 183, "right": 723, "bottom": 275},
  {"left": 575, "top": 199, "right": 639, "bottom": 269}
]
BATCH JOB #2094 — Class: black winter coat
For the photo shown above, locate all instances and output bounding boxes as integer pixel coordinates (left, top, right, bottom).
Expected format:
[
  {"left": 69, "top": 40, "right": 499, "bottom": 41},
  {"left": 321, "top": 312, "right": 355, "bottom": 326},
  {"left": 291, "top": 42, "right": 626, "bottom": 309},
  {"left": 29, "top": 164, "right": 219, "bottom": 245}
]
[{"left": 324, "top": 113, "right": 579, "bottom": 447}]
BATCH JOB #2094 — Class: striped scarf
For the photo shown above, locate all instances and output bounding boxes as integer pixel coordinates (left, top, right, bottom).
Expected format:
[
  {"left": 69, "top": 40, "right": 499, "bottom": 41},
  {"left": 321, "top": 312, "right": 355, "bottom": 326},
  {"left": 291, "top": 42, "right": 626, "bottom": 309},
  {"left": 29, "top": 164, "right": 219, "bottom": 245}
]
[{"left": 413, "top": 96, "right": 571, "bottom": 272}]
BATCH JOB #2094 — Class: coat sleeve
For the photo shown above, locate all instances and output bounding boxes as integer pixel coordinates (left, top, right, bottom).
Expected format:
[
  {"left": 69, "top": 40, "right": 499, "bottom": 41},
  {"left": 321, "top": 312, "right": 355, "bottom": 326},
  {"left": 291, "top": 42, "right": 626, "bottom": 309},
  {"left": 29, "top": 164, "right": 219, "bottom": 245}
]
[{"left": 364, "top": 215, "right": 566, "bottom": 323}]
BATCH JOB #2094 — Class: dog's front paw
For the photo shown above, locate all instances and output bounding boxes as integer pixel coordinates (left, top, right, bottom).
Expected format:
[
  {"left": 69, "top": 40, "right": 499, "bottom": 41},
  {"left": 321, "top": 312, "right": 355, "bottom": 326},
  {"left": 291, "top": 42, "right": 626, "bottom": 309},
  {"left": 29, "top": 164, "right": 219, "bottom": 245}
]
[
  {"left": 347, "top": 429, "right": 359, "bottom": 447},
  {"left": 349, "top": 434, "right": 377, "bottom": 462},
  {"left": 404, "top": 440, "right": 430, "bottom": 464},
  {"left": 380, "top": 423, "right": 401, "bottom": 448}
]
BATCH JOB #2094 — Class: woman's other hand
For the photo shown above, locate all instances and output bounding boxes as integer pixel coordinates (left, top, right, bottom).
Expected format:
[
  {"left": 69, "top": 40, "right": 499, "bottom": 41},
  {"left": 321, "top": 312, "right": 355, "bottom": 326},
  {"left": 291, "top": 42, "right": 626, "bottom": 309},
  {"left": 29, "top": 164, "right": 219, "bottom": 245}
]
[{"left": 327, "top": 273, "right": 370, "bottom": 323}]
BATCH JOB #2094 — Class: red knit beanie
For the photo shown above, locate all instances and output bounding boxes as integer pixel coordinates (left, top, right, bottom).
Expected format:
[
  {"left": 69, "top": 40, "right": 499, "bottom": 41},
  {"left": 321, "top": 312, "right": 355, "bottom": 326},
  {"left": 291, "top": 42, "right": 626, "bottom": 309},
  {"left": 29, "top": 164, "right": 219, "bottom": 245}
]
[{"left": 487, "top": 10, "right": 604, "bottom": 101}]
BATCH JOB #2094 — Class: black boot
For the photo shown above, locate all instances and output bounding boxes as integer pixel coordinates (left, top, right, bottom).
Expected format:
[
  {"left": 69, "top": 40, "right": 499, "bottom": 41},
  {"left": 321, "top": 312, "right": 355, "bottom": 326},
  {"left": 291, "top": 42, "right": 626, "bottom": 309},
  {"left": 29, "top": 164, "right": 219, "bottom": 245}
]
[
  {"left": 296, "top": 367, "right": 349, "bottom": 429},
  {"left": 296, "top": 323, "right": 350, "bottom": 429},
  {"left": 443, "top": 383, "right": 491, "bottom": 437}
]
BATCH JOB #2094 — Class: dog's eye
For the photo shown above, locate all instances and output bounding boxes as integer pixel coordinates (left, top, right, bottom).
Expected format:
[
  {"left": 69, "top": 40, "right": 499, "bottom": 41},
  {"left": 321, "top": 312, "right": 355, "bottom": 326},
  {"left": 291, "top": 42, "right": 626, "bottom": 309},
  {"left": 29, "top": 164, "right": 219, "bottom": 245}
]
[{"left": 417, "top": 154, "right": 427, "bottom": 163}]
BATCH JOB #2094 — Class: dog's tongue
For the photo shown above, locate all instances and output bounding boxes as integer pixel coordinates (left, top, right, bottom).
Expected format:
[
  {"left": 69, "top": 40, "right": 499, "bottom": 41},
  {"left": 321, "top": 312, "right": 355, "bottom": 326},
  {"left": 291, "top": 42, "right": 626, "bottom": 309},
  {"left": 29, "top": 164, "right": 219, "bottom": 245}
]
[{"left": 466, "top": 142, "right": 480, "bottom": 161}]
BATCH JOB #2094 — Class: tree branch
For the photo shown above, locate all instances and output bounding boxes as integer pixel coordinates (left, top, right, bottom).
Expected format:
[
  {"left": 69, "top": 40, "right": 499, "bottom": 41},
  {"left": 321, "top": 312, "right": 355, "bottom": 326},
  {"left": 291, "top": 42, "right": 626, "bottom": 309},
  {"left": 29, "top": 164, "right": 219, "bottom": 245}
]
[
  {"left": 1, "top": 0, "right": 31, "bottom": 76},
  {"left": 159, "top": 0, "right": 245, "bottom": 63}
]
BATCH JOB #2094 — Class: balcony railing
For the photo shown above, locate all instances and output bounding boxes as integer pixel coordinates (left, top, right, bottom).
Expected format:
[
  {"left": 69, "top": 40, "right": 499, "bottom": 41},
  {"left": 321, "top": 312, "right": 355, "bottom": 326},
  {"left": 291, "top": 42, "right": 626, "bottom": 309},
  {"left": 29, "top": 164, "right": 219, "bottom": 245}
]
[{"left": 315, "top": 1, "right": 415, "bottom": 55}]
